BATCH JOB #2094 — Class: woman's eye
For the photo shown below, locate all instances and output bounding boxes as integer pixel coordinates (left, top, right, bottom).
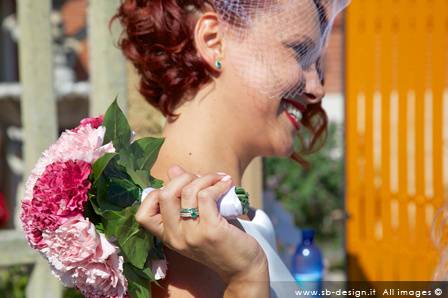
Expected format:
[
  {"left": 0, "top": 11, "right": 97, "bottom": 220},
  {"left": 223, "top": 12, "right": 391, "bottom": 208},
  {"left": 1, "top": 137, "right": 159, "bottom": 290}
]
[
  {"left": 316, "top": 57, "right": 325, "bottom": 85},
  {"left": 285, "top": 39, "right": 317, "bottom": 68}
]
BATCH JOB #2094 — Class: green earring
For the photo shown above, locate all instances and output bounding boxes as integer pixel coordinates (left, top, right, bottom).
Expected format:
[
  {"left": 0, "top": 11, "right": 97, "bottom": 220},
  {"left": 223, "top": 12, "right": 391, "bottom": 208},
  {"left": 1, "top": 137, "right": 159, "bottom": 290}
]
[{"left": 215, "top": 59, "right": 222, "bottom": 70}]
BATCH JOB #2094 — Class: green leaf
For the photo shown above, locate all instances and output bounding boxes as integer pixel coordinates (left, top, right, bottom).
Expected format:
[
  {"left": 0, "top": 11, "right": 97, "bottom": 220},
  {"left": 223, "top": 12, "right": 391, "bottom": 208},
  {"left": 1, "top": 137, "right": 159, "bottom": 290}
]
[
  {"left": 96, "top": 176, "right": 123, "bottom": 212},
  {"left": 136, "top": 265, "right": 156, "bottom": 281},
  {"left": 89, "top": 196, "right": 103, "bottom": 215},
  {"left": 149, "top": 176, "right": 164, "bottom": 189},
  {"left": 130, "top": 137, "right": 165, "bottom": 171},
  {"left": 127, "top": 169, "right": 150, "bottom": 189},
  {"left": 83, "top": 199, "right": 103, "bottom": 223},
  {"left": 94, "top": 222, "right": 105, "bottom": 233},
  {"left": 148, "top": 237, "right": 165, "bottom": 260},
  {"left": 103, "top": 206, "right": 151, "bottom": 269},
  {"left": 117, "top": 147, "right": 135, "bottom": 172},
  {"left": 102, "top": 210, "right": 120, "bottom": 238},
  {"left": 106, "top": 178, "right": 141, "bottom": 208},
  {"left": 104, "top": 158, "right": 129, "bottom": 180},
  {"left": 91, "top": 153, "right": 118, "bottom": 182},
  {"left": 116, "top": 148, "right": 150, "bottom": 188},
  {"left": 103, "top": 99, "right": 132, "bottom": 151},
  {"left": 123, "top": 263, "right": 151, "bottom": 298}
]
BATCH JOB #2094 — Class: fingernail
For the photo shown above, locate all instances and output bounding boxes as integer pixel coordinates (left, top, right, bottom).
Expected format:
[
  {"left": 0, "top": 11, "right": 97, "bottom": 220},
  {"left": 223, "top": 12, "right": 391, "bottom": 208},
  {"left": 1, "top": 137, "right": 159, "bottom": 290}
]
[
  {"left": 196, "top": 174, "right": 202, "bottom": 177},
  {"left": 217, "top": 172, "right": 227, "bottom": 176},
  {"left": 220, "top": 175, "right": 232, "bottom": 182}
]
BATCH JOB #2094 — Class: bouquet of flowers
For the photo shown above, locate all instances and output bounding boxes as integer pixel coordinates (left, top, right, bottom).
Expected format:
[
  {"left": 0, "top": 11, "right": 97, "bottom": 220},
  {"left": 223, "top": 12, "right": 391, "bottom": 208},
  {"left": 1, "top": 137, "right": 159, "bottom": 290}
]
[
  {"left": 20, "top": 100, "right": 250, "bottom": 298},
  {"left": 0, "top": 192, "right": 9, "bottom": 227}
]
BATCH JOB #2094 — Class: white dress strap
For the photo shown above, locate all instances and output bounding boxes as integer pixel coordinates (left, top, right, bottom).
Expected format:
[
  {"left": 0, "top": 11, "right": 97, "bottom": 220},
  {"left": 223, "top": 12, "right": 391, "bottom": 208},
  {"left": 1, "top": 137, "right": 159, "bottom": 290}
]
[{"left": 237, "top": 209, "right": 299, "bottom": 297}]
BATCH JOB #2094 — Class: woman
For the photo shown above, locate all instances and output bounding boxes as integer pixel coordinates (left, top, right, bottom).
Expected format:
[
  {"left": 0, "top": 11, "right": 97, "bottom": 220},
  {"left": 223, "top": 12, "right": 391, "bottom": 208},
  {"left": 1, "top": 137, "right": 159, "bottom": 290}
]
[{"left": 113, "top": 0, "right": 349, "bottom": 296}]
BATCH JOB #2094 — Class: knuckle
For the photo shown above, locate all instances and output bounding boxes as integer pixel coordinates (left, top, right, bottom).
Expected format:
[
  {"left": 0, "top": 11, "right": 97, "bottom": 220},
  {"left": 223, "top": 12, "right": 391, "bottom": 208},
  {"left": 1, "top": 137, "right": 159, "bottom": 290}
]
[
  {"left": 174, "top": 240, "right": 188, "bottom": 253},
  {"left": 158, "top": 189, "right": 170, "bottom": 201},
  {"left": 180, "top": 172, "right": 195, "bottom": 181},
  {"left": 134, "top": 212, "right": 144, "bottom": 225},
  {"left": 203, "top": 227, "right": 220, "bottom": 245},
  {"left": 163, "top": 233, "right": 187, "bottom": 252},
  {"left": 207, "top": 173, "right": 220, "bottom": 180},
  {"left": 147, "top": 190, "right": 159, "bottom": 201},
  {"left": 197, "top": 189, "right": 212, "bottom": 201},
  {"left": 185, "top": 233, "right": 205, "bottom": 249},
  {"left": 184, "top": 233, "right": 201, "bottom": 248},
  {"left": 181, "top": 185, "right": 196, "bottom": 199},
  {"left": 135, "top": 213, "right": 154, "bottom": 234},
  {"left": 134, "top": 205, "right": 148, "bottom": 225}
]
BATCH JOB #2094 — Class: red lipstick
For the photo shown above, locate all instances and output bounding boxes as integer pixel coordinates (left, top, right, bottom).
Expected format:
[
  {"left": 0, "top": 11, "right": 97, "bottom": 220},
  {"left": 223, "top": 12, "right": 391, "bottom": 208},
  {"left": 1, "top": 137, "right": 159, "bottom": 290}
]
[
  {"left": 283, "top": 98, "right": 307, "bottom": 113},
  {"left": 284, "top": 111, "right": 301, "bottom": 130}
]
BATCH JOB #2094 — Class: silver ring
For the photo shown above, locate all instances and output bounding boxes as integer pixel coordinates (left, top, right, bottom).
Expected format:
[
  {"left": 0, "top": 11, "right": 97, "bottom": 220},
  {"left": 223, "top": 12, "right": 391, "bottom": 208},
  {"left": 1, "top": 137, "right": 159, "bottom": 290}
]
[{"left": 180, "top": 207, "right": 199, "bottom": 219}]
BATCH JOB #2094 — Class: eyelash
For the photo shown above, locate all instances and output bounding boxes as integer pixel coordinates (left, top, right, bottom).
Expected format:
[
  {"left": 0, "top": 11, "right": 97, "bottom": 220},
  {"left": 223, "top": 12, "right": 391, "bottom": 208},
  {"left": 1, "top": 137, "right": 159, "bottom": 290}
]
[
  {"left": 316, "top": 57, "right": 325, "bottom": 85},
  {"left": 286, "top": 42, "right": 315, "bottom": 68},
  {"left": 286, "top": 42, "right": 326, "bottom": 85}
]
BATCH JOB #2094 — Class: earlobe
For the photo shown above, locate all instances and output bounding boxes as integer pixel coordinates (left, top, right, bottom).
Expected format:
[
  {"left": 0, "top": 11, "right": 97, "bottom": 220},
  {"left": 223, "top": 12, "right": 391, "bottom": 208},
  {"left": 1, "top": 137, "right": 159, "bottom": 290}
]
[
  {"left": 214, "top": 58, "right": 223, "bottom": 70},
  {"left": 194, "top": 12, "right": 224, "bottom": 71}
]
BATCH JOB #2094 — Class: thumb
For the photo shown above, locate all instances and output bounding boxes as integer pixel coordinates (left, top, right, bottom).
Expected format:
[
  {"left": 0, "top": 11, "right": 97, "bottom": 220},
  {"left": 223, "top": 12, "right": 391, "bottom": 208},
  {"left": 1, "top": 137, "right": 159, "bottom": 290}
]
[{"left": 167, "top": 164, "right": 185, "bottom": 180}]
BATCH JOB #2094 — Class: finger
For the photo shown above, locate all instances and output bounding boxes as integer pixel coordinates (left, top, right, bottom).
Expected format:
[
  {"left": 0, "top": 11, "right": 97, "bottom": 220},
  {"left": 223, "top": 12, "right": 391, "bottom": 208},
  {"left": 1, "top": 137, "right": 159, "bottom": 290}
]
[
  {"left": 197, "top": 175, "right": 233, "bottom": 225},
  {"left": 135, "top": 190, "right": 164, "bottom": 238},
  {"left": 180, "top": 173, "right": 228, "bottom": 210},
  {"left": 159, "top": 171, "right": 196, "bottom": 232},
  {"left": 167, "top": 164, "right": 186, "bottom": 180}
]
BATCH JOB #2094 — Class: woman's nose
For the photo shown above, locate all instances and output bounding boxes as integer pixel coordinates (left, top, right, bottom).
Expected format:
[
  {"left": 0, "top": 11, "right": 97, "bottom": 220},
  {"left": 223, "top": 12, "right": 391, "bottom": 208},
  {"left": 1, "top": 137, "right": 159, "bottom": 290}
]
[{"left": 302, "top": 64, "right": 325, "bottom": 104}]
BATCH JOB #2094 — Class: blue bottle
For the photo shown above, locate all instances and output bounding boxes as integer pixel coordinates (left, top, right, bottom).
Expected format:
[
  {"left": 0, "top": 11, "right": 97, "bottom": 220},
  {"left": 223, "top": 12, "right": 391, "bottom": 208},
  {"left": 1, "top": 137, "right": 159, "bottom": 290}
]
[{"left": 291, "top": 229, "right": 324, "bottom": 294}]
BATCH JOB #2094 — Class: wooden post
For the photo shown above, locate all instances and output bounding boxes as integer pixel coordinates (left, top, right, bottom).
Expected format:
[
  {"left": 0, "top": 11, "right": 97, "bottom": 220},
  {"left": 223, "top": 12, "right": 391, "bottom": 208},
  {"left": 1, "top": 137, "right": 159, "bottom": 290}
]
[
  {"left": 18, "top": 0, "right": 57, "bottom": 178},
  {"left": 242, "top": 157, "right": 264, "bottom": 209},
  {"left": 88, "top": 0, "right": 128, "bottom": 115},
  {"left": 17, "top": 0, "right": 63, "bottom": 297},
  {"left": 127, "top": 63, "right": 164, "bottom": 138}
]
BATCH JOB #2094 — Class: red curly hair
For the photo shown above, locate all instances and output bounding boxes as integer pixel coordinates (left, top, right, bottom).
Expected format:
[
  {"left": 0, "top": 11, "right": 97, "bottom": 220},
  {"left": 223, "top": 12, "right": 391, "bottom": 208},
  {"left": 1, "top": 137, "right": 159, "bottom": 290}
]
[{"left": 112, "top": 0, "right": 328, "bottom": 167}]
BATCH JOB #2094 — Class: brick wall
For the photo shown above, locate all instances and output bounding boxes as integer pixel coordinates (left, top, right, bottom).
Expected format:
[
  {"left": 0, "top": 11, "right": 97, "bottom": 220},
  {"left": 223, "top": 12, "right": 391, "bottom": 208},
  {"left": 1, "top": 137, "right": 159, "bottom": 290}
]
[{"left": 323, "top": 14, "right": 345, "bottom": 94}]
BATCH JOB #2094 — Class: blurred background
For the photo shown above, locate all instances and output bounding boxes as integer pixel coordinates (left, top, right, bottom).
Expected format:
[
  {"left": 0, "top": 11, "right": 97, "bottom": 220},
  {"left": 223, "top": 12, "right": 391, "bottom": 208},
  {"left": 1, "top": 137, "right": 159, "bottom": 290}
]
[{"left": 0, "top": 0, "right": 447, "bottom": 297}]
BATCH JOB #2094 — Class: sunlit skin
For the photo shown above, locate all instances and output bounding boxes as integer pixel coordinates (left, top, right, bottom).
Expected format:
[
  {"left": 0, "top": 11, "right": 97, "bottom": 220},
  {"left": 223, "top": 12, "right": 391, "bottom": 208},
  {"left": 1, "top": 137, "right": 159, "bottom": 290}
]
[{"left": 147, "top": 1, "right": 327, "bottom": 296}]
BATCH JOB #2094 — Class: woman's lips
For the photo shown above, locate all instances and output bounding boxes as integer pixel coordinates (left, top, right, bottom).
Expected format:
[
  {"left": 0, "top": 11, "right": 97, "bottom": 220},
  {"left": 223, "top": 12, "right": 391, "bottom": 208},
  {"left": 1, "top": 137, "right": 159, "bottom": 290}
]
[
  {"left": 281, "top": 98, "right": 305, "bottom": 131},
  {"left": 284, "top": 110, "right": 301, "bottom": 130},
  {"left": 283, "top": 98, "right": 307, "bottom": 113}
]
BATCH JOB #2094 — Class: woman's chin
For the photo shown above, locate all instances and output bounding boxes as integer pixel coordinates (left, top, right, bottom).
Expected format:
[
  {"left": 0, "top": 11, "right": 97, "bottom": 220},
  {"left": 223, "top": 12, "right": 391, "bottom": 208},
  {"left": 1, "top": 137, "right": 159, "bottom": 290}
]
[{"left": 272, "top": 137, "right": 295, "bottom": 157}]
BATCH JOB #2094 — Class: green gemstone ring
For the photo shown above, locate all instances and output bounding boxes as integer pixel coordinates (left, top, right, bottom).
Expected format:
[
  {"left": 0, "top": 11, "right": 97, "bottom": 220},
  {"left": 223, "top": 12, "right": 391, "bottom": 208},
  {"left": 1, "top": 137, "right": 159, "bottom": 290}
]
[{"left": 180, "top": 207, "right": 199, "bottom": 219}]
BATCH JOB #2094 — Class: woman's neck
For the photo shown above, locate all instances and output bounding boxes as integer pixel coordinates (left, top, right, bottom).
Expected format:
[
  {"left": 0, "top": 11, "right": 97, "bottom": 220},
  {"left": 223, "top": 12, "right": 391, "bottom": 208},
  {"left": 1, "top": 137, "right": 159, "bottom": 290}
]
[{"left": 150, "top": 93, "right": 256, "bottom": 186}]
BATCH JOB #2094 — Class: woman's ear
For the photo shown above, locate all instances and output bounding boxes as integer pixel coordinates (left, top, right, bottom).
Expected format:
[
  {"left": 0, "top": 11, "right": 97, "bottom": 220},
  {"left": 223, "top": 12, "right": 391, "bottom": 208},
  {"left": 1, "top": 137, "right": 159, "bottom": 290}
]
[{"left": 194, "top": 12, "right": 224, "bottom": 71}]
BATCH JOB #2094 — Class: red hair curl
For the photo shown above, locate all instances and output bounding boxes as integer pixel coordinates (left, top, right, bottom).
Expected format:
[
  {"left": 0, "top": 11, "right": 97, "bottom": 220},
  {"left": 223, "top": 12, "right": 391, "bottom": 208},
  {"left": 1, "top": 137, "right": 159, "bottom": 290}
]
[
  {"left": 112, "top": 0, "right": 214, "bottom": 119},
  {"left": 112, "top": 0, "right": 329, "bottom": 166}
]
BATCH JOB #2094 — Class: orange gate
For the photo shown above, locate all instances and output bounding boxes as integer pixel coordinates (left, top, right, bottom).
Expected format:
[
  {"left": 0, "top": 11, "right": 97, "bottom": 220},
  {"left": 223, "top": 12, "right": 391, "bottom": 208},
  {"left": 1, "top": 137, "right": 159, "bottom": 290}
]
[{"left": 345, "top": 0, "right": 448, "bottom": 280}]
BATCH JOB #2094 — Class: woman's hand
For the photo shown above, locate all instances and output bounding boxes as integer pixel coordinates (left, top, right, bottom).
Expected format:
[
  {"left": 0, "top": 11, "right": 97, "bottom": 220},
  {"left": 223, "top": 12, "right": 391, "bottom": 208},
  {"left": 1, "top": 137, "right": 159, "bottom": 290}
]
[{"left": 135, "top": 164, "right": 269, "bottom": 289}]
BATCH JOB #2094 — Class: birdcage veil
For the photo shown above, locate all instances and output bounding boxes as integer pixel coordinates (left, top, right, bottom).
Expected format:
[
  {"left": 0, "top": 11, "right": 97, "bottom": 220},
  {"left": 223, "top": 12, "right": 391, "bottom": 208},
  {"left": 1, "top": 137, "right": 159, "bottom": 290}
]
[{"left": 209, "top": 0, "right": 351, "bottom": 100}]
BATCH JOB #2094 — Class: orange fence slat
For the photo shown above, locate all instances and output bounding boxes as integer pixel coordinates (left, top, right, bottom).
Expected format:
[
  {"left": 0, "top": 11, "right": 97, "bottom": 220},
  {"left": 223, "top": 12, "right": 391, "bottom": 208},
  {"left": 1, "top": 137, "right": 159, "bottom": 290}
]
[{"left": 345, "top": 0, "right": 448, "bottom": 281}]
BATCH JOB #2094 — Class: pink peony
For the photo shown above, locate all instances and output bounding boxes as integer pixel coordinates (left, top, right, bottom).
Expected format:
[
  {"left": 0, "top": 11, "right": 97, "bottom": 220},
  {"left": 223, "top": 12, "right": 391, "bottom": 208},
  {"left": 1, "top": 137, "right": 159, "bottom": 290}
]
[
  {"left": 54, "top": 125, "right": 115, "bottom": 164},
  {"left": 23, "top": 124, "right": 114, "bottom": 201},
  {"left": 34, "top": 160, "right": 91, "bottom": 217},
  {"left": 42, "top": 215, "right": 117, "bottom": 272},
  {"left": 73, "top": 253, "right": 128, "bottom": 298},
  {"left": 21, "top": 160, "right": 92, "bottom": 249},
  {"left": 73, "top": 115, "right": 104, "bottom": 132},
  {"left": 21, "top": 200, "right": 45, "bottom": 249}
]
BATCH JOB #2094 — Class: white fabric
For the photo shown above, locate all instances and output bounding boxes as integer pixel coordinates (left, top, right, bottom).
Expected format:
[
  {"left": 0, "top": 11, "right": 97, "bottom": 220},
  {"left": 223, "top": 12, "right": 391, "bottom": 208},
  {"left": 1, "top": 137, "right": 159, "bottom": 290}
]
[
  {"left": 237, "top": 209, "right": 299, "bottom": 297},
  {"left": 216, "top": 186, "right": 243, "bottom": 219}
]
